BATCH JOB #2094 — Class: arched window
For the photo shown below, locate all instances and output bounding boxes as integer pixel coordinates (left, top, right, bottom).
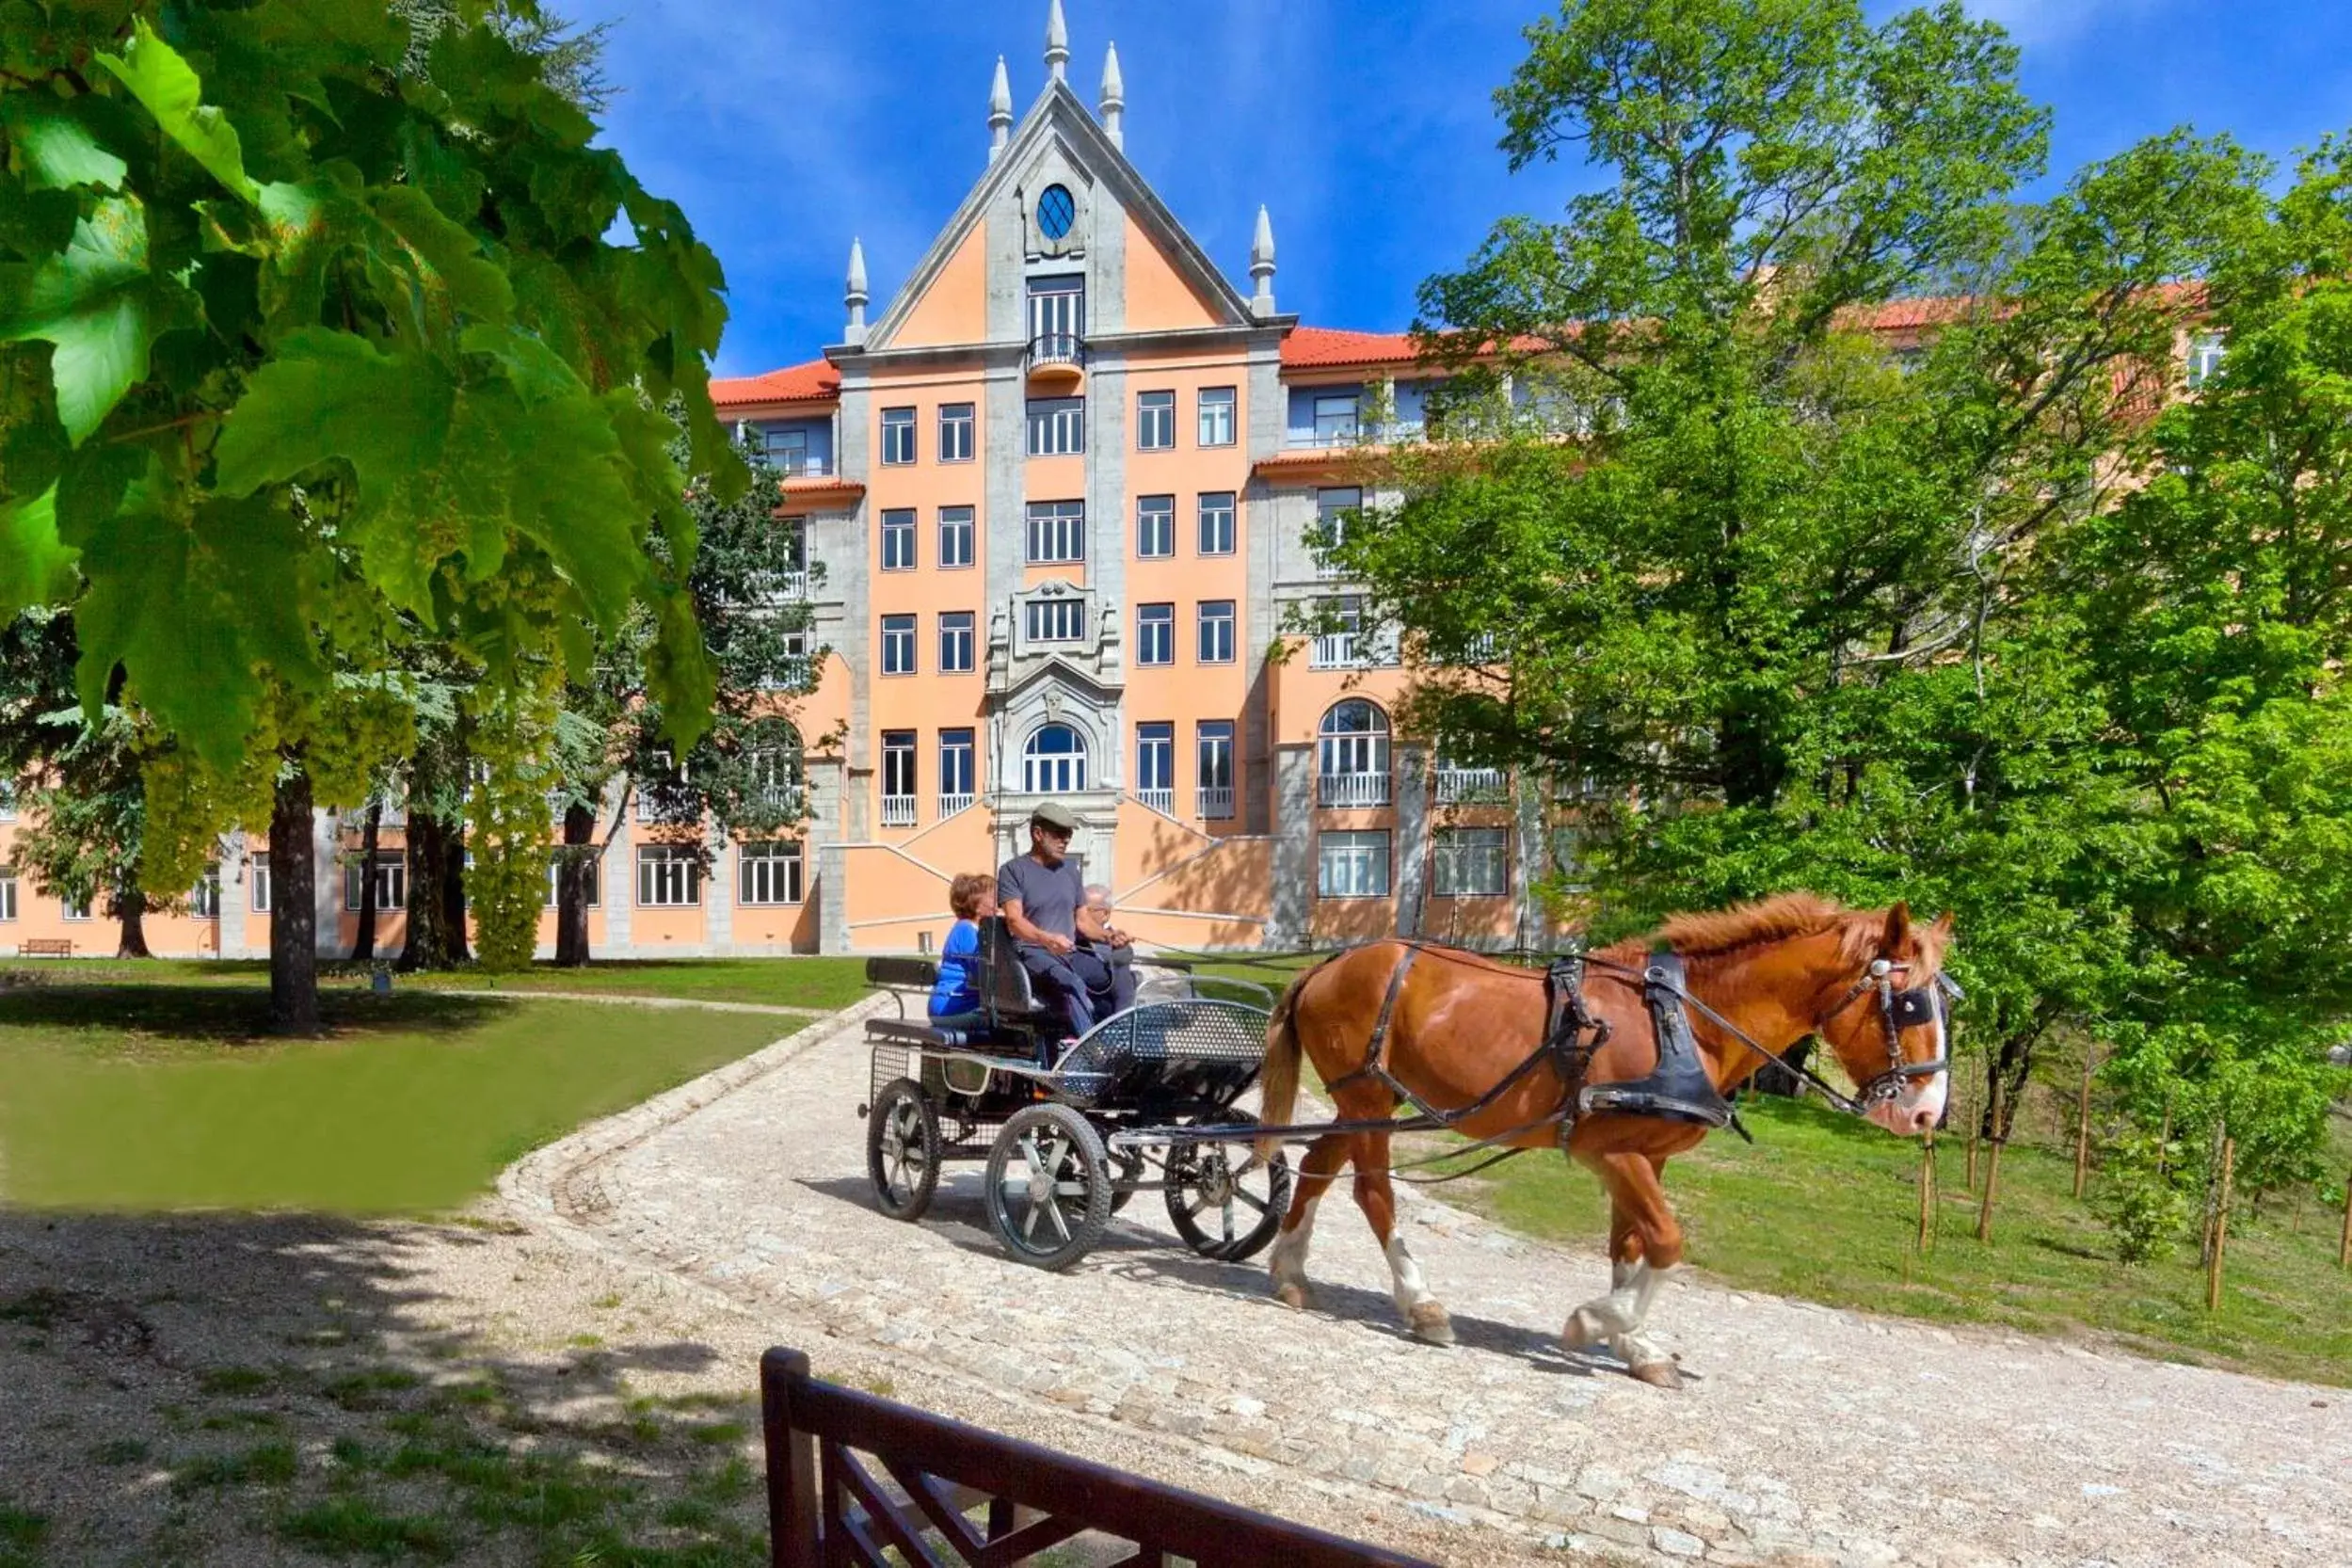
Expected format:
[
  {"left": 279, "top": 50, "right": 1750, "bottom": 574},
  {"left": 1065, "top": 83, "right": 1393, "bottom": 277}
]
[
  {"left": 746, "top": 722, "right": 805, "bottom": 814},
  {"left": 1317, "top": 700, "right": 1391, "bottom": 807},
  {"left": 1022, "top": 723, "right": 1089, "bottom": 794}
]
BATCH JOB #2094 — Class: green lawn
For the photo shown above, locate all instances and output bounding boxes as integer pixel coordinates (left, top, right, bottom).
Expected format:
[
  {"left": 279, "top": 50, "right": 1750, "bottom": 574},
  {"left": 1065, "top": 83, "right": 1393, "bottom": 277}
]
[
  {"left": 0, "top": 954, "right": 872, "bottom": 1011},
  {"left": 0, "top": 986, "right": 803, "bottom": 1211},
  {"left": 1436, "top": 1093, "right": 2352, "bottom": 1387}
]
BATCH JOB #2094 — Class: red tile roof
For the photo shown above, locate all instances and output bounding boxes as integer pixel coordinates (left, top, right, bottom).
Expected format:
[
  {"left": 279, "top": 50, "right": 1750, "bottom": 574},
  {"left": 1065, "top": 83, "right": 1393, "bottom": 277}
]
[
  {"left": 1280, "top": 326, "right": 1421, "bottom": 370},
  {"left": 712, "top": 359, "right": 839, "bottom": 408}
]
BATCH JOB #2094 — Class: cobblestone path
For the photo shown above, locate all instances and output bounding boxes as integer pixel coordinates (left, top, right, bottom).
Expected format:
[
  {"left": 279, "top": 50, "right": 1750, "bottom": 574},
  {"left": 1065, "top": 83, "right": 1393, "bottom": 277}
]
[{"left": 533, "top": 1007, "right": 2351, "bottom": 1567}]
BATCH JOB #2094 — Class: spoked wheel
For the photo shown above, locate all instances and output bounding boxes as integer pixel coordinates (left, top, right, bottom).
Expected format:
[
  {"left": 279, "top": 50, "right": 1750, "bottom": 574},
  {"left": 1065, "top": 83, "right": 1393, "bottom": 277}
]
[
  {"left": 866, "top": 1079, "right": 941, "bottom": 1221},
  {"left": 1165, "top": 1114, "right": 1293, "bottom": 1263},
  {"left": 984, "top": 1104, "right": 1112, "bottom": 1271}
]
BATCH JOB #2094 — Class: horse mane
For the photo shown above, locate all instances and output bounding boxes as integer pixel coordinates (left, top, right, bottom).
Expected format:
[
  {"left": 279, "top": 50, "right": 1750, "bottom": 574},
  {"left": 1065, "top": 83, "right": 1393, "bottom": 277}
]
[{"left": 1596, "top": 892, "right": 1876, "bottom": 966}]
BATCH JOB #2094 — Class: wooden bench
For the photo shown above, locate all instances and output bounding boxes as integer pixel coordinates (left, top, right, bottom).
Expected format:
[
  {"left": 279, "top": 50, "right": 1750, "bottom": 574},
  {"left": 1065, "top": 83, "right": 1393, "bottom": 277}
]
[{"left": 16, "top": 938, "right": 72, "bottom": 958}]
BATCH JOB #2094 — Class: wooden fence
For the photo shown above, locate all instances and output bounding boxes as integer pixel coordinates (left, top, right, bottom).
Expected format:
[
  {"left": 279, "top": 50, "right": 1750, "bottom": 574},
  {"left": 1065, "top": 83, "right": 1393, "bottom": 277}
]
[{"left": 760, "top": 1347, "right": 1437, "bottom": 1568}]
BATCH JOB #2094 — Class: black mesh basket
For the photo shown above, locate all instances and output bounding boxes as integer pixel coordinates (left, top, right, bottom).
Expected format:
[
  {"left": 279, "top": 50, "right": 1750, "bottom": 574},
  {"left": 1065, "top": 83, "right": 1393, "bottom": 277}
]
[{"left": 1052, "top": 1000, "right": 1270, "bottom": 1114}]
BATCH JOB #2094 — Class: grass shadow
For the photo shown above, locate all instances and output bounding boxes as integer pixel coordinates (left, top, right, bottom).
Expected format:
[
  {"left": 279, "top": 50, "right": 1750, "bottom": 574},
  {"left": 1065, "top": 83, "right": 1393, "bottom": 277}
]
[
  {"left": 0, "top": 984, "right": 511, "bottom": 1046},
  {"left": 0, "top": 1209, "right": 768, "bottom": 1566}
]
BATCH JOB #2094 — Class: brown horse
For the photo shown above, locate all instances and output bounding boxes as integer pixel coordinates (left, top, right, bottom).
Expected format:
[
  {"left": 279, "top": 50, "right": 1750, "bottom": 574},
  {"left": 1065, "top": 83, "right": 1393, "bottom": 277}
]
[{"left": 1256, "top": 894, "right": 1953, "bottom": 1387}]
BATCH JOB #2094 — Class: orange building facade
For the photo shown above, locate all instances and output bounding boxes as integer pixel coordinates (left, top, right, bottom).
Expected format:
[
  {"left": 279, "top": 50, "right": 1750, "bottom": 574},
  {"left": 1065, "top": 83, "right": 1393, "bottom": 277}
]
[{"left": 704, "top": 12, "right": 1569, "bottom": 958}]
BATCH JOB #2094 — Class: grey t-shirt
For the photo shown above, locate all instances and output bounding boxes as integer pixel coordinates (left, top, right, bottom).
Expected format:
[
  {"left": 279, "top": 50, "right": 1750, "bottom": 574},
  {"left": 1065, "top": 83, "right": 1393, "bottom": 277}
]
[{"left": 998, "top": 853, "right": 1083, "bottom": 945}]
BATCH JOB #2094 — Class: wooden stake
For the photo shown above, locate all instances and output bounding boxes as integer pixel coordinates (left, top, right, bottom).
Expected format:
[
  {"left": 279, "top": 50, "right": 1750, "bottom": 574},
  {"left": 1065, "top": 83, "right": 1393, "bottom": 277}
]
[
  {"left": 1917, "top": 1134, "right": 1938, "bottom": 1254},
  {"left": 1976, "top": 1081, "right": 2005, "bottom": 1244},
  {"left": 2205, "top": 1137, "right": 2235, "bottom": 1313},
  {"left": 1964, "top": 1129, "right": 1977, "bottom": 1192},
  {"left": 2072, "top": 1048, "right": 2097, "bottom": 1199},
  {"left": 2338, "top": 1171, "right": 2350, "bottom": 1271}
]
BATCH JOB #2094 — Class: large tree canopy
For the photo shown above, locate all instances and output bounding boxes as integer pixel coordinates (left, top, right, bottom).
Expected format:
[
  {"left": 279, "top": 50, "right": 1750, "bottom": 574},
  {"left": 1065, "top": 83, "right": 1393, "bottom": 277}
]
[
  {"left": 1331, "top": 0, "right": 2351, "bottom": 1192},
  {"left": 2, "top": 0, "right": 743, "bottom": 1023}
]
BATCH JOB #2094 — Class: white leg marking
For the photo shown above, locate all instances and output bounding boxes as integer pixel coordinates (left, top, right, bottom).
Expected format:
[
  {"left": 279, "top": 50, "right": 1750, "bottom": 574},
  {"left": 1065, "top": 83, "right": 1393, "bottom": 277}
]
[
  {"left": 1563, "top": 1259, "right": 1675, "bottom": 1366},
  {"left": 1269, "top": 1193, "right": 1321, "bottom": 1296},
  {"left": 1384, "top": 1233, "right": 1436, "bottom": 1319}
]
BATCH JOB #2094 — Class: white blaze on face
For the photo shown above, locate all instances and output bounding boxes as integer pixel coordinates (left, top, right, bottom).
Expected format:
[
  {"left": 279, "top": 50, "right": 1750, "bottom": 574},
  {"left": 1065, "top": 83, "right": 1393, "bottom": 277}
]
[{"left": 1865, "top": 1006, "right": 1948, "bottom": 1136}]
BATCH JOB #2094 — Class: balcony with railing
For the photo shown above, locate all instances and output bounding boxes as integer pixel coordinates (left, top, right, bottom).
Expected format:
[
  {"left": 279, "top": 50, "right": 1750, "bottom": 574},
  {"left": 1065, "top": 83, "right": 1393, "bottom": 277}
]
[
  {"left": 1197, "top": 786, "right": 1235, "bottom": 820},
  {"left": 880, "top": 795, "right": 916, "bottom": 828},
  {"left": 1025, "top": 332, "right": 1086, "bottom": 390},
  {"left": 1318, "top": 770, "right": 1392, "bottom": 808},
  {"left": 936, "top": 792, "right": 975, "bottom": 820},
  {"left": 1434, "top": 766, "right": 1508, "bottom": 804},
  {"left": 1135, "top": 788, "right": 1175, "bottom": 815}
]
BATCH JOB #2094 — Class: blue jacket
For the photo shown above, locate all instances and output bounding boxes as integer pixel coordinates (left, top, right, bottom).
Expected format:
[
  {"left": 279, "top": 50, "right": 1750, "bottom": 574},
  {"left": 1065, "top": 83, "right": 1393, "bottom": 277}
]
[{"left": 929, "top": 920, "right": 982, "bottom": 1017}]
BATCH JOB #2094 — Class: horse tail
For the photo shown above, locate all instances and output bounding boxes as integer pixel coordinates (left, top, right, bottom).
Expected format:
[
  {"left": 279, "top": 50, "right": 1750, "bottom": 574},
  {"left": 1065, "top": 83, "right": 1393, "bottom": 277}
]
[{"left": 1256, "top": 968, "right": 1312, "bottom": 1160}]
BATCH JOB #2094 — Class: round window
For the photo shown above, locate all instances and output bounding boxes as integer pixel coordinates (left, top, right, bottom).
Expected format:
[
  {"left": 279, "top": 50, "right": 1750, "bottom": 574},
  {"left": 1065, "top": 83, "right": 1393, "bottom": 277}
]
[{"left": 1036, "top": 184, "right": 1076, "bottom": 241}]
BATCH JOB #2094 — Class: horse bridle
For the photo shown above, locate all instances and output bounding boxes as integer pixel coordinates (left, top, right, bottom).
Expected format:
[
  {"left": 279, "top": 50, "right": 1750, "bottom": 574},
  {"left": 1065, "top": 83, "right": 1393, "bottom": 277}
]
[{"left": 1816, "top": 959, "right": 1961, "bottom": 1109}]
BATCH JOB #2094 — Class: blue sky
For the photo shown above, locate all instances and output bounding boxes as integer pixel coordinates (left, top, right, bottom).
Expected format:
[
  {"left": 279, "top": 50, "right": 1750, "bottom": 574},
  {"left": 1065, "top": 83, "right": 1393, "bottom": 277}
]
[{"left": 564, "top": 1, "right": 2352, "bottom": 378}]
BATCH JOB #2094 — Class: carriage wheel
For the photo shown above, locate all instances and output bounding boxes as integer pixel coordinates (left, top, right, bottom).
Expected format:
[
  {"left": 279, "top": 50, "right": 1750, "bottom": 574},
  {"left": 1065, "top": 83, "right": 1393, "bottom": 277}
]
[
  {"left": 984, "top": 1104, "right": 1112, "bottom": 1271},
  {"left": 866, "top": 1079, "right": 941, "bottom": 1222},
  {"left": 1165, "top": 1115, "right": 1294, "bottom": 1263}
]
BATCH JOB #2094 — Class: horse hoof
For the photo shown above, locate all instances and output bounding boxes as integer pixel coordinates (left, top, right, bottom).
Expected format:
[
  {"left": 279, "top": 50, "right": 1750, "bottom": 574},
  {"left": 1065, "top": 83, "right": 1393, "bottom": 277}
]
[
  {"left": 1274, "top": 1283, "right": 1311, "bottom": 1311},
  {"left": 1560, "top": 1315, "right": 1599, "bottom": 1352},
  {"left": 1626, "top": 1359, "right": 1685, "bottom": 1391},
  {"left": 1409, "top": 1304, "right": 1456, "bottom": 1347}
]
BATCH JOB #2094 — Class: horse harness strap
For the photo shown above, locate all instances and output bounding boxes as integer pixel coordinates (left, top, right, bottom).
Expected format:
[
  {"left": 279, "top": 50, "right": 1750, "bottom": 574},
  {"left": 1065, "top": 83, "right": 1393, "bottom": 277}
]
[{"left": 1575, "top": 946, "right": 1738, "bottom": 1131}]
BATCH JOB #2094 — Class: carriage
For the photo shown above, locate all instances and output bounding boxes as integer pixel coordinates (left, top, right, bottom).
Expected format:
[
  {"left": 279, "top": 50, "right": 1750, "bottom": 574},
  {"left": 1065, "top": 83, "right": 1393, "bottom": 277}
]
[{"left": 856, "top": 920, "right": 1295, "bottom": 1271}]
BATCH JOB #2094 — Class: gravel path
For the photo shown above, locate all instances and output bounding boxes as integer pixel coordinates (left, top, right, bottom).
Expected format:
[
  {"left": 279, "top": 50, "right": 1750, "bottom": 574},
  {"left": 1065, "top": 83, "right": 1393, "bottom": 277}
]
[{"left": 521, "top": 1005, "right": 2352, "bottom": 1568}]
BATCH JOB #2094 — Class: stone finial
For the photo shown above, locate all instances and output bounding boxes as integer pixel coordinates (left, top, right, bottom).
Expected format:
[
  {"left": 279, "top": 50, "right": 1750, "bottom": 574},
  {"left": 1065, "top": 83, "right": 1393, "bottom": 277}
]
[
  {"left": 1099, "top": 41, "right": 1125, "bottom": 149},
  {"left": 988, "top": 56, "right": 1013, "bottom": 160},
  {"left": 1249, "top": 204, "right": 1276, "bottom": 318},
  {"left": 843, "top": 237, "right": 869, "bottom": 346},
  {"left": 1044, "top": 0, "right": 1069, "bottom": 83}
]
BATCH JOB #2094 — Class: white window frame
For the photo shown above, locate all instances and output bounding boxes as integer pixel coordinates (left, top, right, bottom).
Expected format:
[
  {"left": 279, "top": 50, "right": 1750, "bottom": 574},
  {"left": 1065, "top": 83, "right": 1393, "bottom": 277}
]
[
  {"left": 1197, "top": 600, "right": 1236, "bottom": 664},
  {"left": 544, "top": 853, "right": 603, "bottom": 908},
  {"left": 938, "top": 728, "right": 977, "bottom": 808},
  {"left": 1315, "top": 488, "right": 1360, "bottom": 578},
  {"left": 879, "top": 406, "right": 917, "bottom": 465},
  {"left": 1025, "top": 500, "right": 1085, "bottom": 564},
  {"left": 1026, "top": 397, "right": 1085, "bottom": 456},
  {"left": 1024, "top": 599, "right": 1087, "bottom": 643},
  {"left": 636, "top": 844, "right": 703, "bottom": 907},
  {"left": 880, "top": 508, "right": 917, "bottom": 571},
  {"left": 248, "top": 854, "right": 271, "bottom": 913},
  {"left": 1198, "top": 386, "right": 1236, "bottom": 447},
  {"left": 1432, "top": 827, "right": 1510, "bottom": 897},
  {"left": 60, "top": 890, "right": 91, "bottom": 921},
  {"left": 1136, "top": 722, "right": 1175, "bottom": 795},
  {"left": 1022, "top": 724, "right": 1089, "bottom": 794},
  {"left": 1136, "top": 494, "right": 1174, "bottom": 559},
  {"left": 344, "top": 851, "right": 407, "bottom": 912},
  {"left": 938, "top": 402, "right": 975, "bottom": 463},
  {"left": 1196, "top": 722, "right": 1236, "bottom": 819},
  {"left": 1136, "top": 603, "right": 1174, "bottom": 666},
  {"left": 880, "top": 614, "right": 918, "bottom": 676},
  {"left": 1197, "top": 491, "right": 1236, "bottom": 556},
  {"left": 1318, "top": 699, "right": 1392, "bottom": 806},
  {"left": 1136, "top": 390, "right": 1176, "bottom": 451},
  {"left": 1317, "top": 830, "right": 1391, "bottom": 899},
  {"left": 1313, "top": 392, "right": 1361, "bottom": 447},
  {"left": 0, "top": 869, "right": 16, "bottom": 922},
  {"left": 881, "top": 730, "right": 918, "bottom": 823},
  {"left": 938, "top": 610, "right": 975, "bottom": 674},
  {"left": 2187, "top": 331, "right": 2225, "bottom": 388},
  {"left": 938, "top": 505, "right": 975, "bottom": 569},
  {"left": 190, "top": 871, "right": 221, "bottom": 920},
  {"left": 737, "top": 840, "right": 806, "bottom": 906}
]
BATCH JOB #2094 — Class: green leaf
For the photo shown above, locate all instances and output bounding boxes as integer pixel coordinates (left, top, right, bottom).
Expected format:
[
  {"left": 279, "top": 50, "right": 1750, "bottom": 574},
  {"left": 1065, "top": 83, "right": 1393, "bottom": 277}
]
[
  {"left": 0, "top": 196, "right": 168, "bottom": 445},
  {"left": 0, "top": 484, "right": 77, "bottom": 614},
  {"left": 71, "top": 461, "right": 309, "bottom": 771},
  {"left": 96, "top": 19, "right": 262, "bottom": 205},
  {"left": 214, "top": 328, "right": 453, "bottom": 498},
  {"left": 2, "top": 98, "right": 128, "bottom": 192},
  {"left": 372, "top": 185, "right": 512, "bottom": 325}
]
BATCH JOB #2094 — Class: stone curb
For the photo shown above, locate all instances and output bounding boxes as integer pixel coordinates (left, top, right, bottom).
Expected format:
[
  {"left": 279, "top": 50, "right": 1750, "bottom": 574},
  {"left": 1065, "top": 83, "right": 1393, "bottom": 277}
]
[
  {"left": 443, "top": 986, "right": 833, "bottom": 1017},
  {"left": 497, "top": 992, "right": 893, "bottom": 1246}
]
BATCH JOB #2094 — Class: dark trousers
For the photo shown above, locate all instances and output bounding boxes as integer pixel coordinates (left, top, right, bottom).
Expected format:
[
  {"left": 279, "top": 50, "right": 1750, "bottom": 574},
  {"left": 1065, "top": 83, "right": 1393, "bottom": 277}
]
[{"left": 1018, "top": 943, "right": 1138, "bottom": 1042}]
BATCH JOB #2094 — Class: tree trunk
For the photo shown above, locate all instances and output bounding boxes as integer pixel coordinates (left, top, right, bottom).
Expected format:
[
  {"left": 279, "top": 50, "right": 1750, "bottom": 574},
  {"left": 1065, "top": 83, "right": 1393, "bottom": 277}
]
[
  {"left": 1752, "top": 1036, "right": 1813, "bottom": 1097},
  {"left": 269, "top": 767, "right": 321, "bottom": 1035},
  {"left": 554, "top": 802, "right": 596, "bottom": 967},
  {"left": 350, "top": 800, "right": 382, "bottom": 963},
  {"left": 1979, "top": 1029, "right": 2040, "bottom": 1143},
  {"left": 400, "top": 813, "right": 458, "bottom": 971},
  {"left": 442, "top": 813, "right": 470, "bottom": 963},
  {"left": 111, "top": 885, "right": 152, "bottom": 959}
]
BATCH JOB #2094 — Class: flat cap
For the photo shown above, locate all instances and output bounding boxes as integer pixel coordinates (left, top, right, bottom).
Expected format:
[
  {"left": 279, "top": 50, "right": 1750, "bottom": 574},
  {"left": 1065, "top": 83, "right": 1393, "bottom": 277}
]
[{"left": 1030, "top": 801, "right": 1079, "bottom": 832}]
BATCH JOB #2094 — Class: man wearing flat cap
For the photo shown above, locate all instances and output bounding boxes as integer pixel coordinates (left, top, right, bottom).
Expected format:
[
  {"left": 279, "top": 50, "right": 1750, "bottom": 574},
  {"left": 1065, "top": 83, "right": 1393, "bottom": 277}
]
[{"left": 998, "top": 802, "right": 1134, "bottom": 1040}]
